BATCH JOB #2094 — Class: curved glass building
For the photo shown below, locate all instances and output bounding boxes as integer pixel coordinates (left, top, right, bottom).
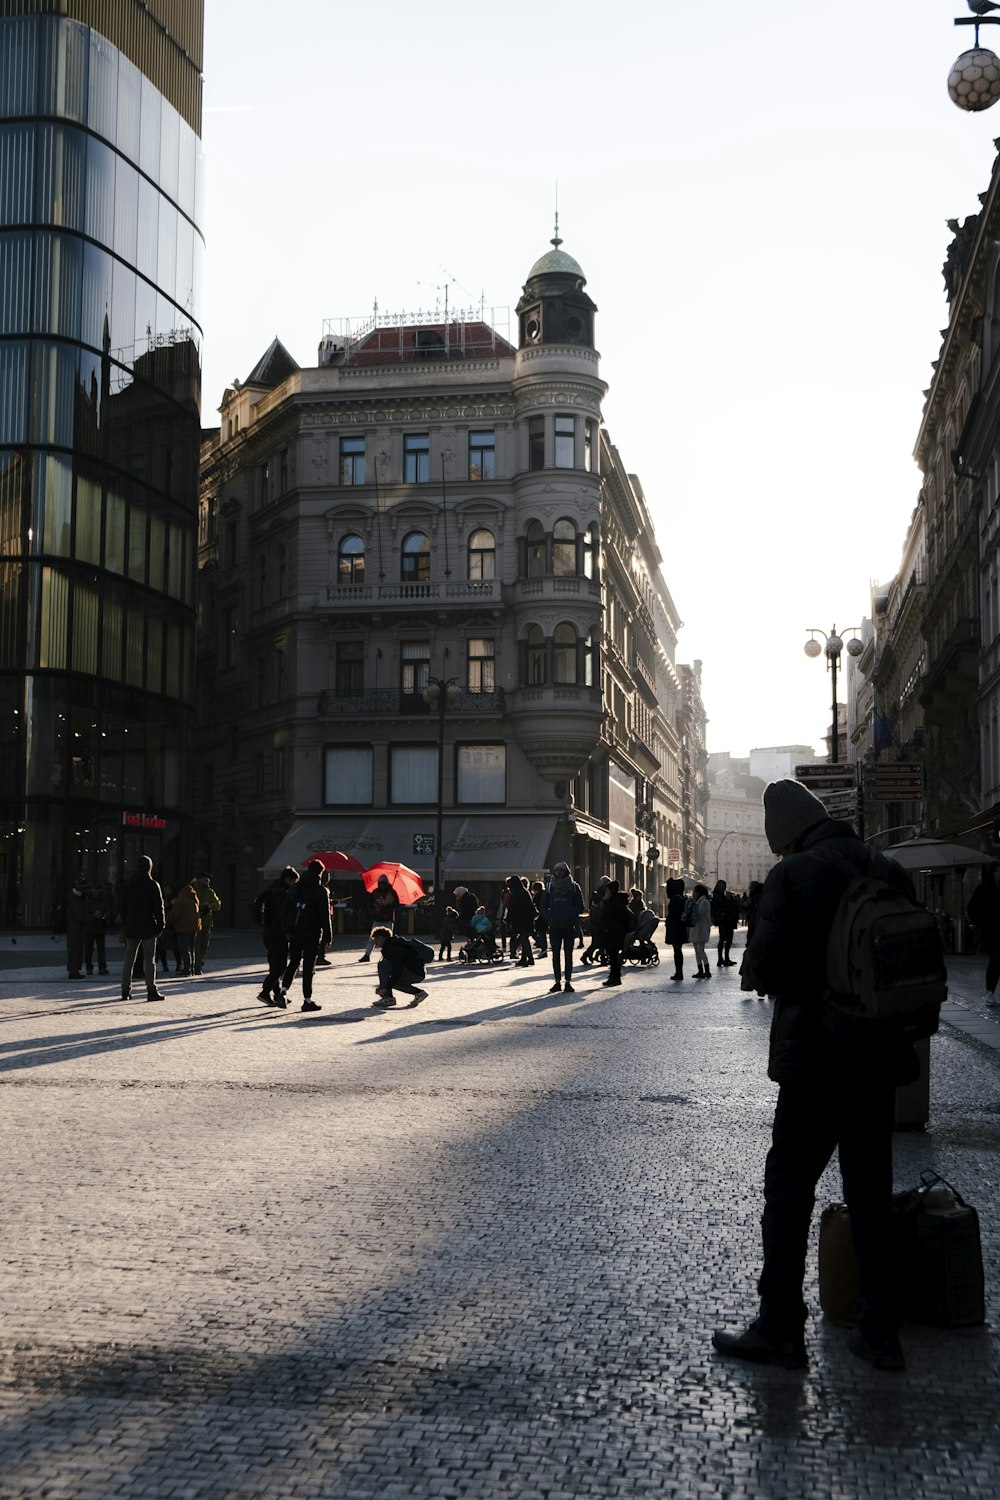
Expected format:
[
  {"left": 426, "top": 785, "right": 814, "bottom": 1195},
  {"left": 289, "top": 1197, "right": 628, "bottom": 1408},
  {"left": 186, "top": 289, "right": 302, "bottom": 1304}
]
[{"left": 0, "top": 1, "right": 204, "bottom": 927}]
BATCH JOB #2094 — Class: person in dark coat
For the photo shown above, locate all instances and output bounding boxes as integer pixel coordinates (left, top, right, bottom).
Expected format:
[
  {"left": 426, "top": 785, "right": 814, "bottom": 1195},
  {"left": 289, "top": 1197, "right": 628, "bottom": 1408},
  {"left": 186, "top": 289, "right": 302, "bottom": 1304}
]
[
  {"left": 539, "top": 862, "right": 585, "bottom": 993},
  {"left": 279, "top": 860, "right": 331, "bottom": 1011},
  {"left": 120, "top": 856, "right": 166, "bottom": 1002},
  {"left": 505, "top": 876, "right": 536, "bottom": 966},
  {"left": 65, "top": 878, "right": 90, "bottom": 980},
  {"left": 711, "top": 879, "right": 739, "bottom": 966},
  {"left": 664, "top": 878, "right": 688, "bottom": 981},
  {"left": 580, "top": 875, "right": 611, "bottom": 965},
  {"left": 713, "top": 779, "right": 918, "bottom": 1374},
  {"left": 746, "top": 881, "right": 764, "bottom": 944},
  {"left": 256, "top": 866, "right": 299, "bottom": 1005},
  {"left": 598, "top": 879, "right": 630, "bottom": 987},
  {"left": 967, "top": 862, "right": 1000, "bottom": 1006},
  {"left": 371, "top": 927, "right": 429, "bottom": 1008},
  {"left": 83, "top": 879, "right": 112, "bottom": 975},
  {"left": 359, "top": 875, "right": 400, "bottom": 962}
]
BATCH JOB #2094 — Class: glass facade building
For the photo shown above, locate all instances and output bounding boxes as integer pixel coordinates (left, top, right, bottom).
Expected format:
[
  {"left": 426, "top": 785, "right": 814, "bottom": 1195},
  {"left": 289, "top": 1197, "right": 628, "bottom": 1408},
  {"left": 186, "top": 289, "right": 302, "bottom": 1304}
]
[{"left": 0, "top": 2, "right": 204, "bottom": 927}]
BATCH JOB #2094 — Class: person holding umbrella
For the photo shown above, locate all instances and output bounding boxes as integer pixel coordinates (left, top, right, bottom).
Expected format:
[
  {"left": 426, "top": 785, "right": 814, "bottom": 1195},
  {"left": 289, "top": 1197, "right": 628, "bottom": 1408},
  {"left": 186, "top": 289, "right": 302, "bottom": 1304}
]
[{"left": 358, "top": 873, "right": 400, "bottom": 962}]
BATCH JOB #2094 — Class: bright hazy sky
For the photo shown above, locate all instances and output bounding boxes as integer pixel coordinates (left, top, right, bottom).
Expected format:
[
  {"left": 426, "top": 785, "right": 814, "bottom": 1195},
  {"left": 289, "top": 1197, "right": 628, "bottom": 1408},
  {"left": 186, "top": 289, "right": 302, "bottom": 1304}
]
[{"left": 201, "top": 0, "right": 999, "bottom": 759}]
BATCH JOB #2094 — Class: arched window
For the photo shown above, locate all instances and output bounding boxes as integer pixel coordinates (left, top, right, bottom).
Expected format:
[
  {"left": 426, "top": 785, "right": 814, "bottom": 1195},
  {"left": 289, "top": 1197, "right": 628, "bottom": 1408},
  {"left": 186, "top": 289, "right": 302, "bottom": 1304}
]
[
  {"left": 468, "top": 527, "right": 495, "bottom": 581},
  {"left": 582, "top": 523, "right": 598, "bottom": 580},
  {"left": 553, "top": 622, "right": 578, "bottom": 684},
  {"left": 338, "top": 534, "right": 365, "bottom": 586},
  {"left": 401, "top": 530, "right": 431, "bottom": 582},
  {"left": 527, "top": 625, "right": 546, "bottom": 685},
  {"left": 553, "top": 518, "right": 577, "bottom": 577},
  {"left": 526, "top": 519, "right": 546, "bottom": 578}
]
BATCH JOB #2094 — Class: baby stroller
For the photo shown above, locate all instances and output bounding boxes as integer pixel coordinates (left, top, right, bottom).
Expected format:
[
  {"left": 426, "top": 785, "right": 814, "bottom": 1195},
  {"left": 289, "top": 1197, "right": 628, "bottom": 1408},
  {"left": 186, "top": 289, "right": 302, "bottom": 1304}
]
[
  {"left": 623, "top": 910, "right": 660, "bottom": 966},
  {"left": 458, "top": 922, "right": 501, "bottom": 964}
]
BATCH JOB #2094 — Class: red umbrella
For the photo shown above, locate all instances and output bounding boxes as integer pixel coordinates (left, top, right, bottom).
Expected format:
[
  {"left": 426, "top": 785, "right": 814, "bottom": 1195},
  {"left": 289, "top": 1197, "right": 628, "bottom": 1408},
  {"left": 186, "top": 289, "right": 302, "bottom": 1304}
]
[
  {"left": 361, "top": 861, "right": 425, "bottom": 905},
  {"left": 306, "top": 849, "right": 365, "bottom": 873}
]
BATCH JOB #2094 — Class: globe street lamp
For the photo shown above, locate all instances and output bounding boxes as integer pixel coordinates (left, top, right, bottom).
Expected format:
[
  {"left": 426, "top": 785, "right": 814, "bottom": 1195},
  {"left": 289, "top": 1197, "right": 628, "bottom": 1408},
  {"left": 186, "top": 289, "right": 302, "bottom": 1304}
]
[
  {"left": 804, "top": 627, "right": 864, "bottom": 766},
  {"left": 949, "top": 9, "right": 1000, "bottom": 111},
  {"left": 422, "top": 676, "right": 462, "bottom": 914}
]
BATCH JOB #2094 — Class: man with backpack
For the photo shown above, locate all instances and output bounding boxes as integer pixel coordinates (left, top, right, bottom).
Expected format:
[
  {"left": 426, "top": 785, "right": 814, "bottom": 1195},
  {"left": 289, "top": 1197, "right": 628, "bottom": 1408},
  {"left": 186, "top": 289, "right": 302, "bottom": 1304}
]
[
  {"left": 370, "top": 926, "right": 430, "bottom": 1008},
  {"left": 254, "top": 865, "right": 299, "bottom": 1006},
  {"left": 279, "top": 860, "right": 331, "bottom": 1011},
  {"left": 713, "top": 778, "right": 944, "bottom": 1375}
]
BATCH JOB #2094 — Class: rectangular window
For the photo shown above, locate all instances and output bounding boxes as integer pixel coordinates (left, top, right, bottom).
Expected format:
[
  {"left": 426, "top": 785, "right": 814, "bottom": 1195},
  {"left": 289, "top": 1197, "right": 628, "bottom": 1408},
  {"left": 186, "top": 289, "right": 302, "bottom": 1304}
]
[
  {"left": 467, "top": 638, "right": 495, "bottom": 692},
  {"left": 327, "top": 746, "right": 375, "bottom": 804},
  {"left": 584, "top": 419, "right": 594, "bottom": 473},
  {"left": 554, "top": 415, "right": 575, "bottom": 468},
  {"left": 468, "top": 431, "right": 496, "bottom": 482},
  {"left": 457, "top": 744, "right": 505, "bottom": 803},
  {"left": 336, "top": 640, "right": 365, "bottom": 695},
  {"left": 528, "top": 417, "right": 545, "bottom": 471},
  {"left": 340, "top": 435, "right": 365, "bottom": 485},
  {"left": 390, "top": 744, "right": 437, "bottom": 803},
  {"left": 400, "top": 640, "right": 430, "bottom": 696},
  {"left": 403, "top": 432, "right": 430, "bottom": 484}
]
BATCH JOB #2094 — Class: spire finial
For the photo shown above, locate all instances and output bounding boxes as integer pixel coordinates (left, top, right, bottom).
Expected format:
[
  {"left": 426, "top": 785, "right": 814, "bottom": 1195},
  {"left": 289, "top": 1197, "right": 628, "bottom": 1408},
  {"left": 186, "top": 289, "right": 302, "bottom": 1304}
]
[{"left": 552, "top": 183, "right": 561, "bottom": 249}]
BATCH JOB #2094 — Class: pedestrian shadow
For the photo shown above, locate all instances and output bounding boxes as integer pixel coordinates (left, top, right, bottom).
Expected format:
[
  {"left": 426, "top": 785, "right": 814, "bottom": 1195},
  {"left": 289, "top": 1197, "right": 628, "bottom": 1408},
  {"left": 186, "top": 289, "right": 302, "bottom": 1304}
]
[
  {"left": 354, "top": 981, "right": 608, "bottom": 1044},
  {"left": 0, "top": 1010, "right": 256, "bottom": 1073}
]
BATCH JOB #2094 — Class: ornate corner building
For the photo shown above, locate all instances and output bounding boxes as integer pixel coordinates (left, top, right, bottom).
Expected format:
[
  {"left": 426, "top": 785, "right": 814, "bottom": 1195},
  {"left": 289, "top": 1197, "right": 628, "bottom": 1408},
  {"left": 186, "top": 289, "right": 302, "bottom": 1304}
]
[
  {"left": 0, "top": 1, "right": 204, "bottom": 927},
  {"left": 196, "top": 240, "right": 701, "bottom": 918}
]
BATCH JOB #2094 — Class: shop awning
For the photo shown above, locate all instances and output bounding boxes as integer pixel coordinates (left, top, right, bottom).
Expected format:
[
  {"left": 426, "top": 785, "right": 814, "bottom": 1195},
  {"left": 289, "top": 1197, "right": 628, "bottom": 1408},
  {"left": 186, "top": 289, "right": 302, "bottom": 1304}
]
[{"left": 262, "top": 815, "right": 559, "bottom": 882}]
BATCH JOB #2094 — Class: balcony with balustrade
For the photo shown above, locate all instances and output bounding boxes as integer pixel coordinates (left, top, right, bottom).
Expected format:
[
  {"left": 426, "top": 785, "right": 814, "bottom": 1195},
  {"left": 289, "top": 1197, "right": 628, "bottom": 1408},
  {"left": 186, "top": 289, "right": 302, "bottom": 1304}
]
[{"left": 324, "top": 579, "right": 502, "bottom": 609}]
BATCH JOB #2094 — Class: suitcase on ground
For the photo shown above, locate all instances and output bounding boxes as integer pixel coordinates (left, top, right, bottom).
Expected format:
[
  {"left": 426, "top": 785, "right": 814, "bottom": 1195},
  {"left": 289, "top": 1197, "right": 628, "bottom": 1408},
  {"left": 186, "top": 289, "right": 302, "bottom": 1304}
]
[{"left": 818, "top": 1202, "right": 859, "bottom": 1326}]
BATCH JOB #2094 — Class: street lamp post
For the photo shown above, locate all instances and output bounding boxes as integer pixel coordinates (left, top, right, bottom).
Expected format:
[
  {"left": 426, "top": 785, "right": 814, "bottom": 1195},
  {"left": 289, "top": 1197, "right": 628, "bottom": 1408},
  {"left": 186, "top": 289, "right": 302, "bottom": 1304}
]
[
  {"left": 714, "top": 828, "right": 735, "bottom": 883},
  {"left": 422, "top": 676, "right": 461, "bottom": 915},
  {"left": 804, "top": 627, "right": 864, "bottom": 766}
]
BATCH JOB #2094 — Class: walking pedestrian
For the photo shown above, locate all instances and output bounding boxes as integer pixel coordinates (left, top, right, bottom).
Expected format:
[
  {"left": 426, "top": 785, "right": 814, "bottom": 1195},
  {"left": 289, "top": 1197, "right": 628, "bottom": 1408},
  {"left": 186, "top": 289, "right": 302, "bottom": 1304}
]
[
  {"left": 315, "top": 869, "right": 334, "bottom": 966},
  {"left": 371, "top": 926, "right": 429, "bottom": 1008},
  {"left": 713, "top": 778, "right": 918, "bottom": 1372},
  {"left": 598, "top": 879, "right": 630, "bottom": 987},
  {"left": 967, "top": 863, "right": 1000, "bottom": 1006},
  {"left": 689, "top": 885, "right": 712, "bottom": 978},
  {"left": 506, "top": 875, "right": 536, "bottom": 966},
  {"left": 665, "top": 878, "right": 688, "bottom": 981},
  {"left": 358, "top": 874, "right": 400, "bottom": 962},
  {"left": 192, "top": 872, "right": 221, "bottom": 974},
  {"left": 580, "top": 875, "right": 611, "bottom": 965},
  {"left": 254, "top": 866, "right": 299, "bottom": 1004},
  {"left": 167, "top": 880, "right": 200, "bottom": 977},
  {"left": 540, "top": 861, "right": 585, "bottom": 993},
  {"left": 65, "top": 877, "right": 90, "bottom": 980},
  {"left": 530, "top": 879, "right": 548, "bottom": 957},
  {"left": 280, "top": 860, "right": 331, "bottom": 1011},
  {"left": 119, "top": 855, "right": 166, "bottom": 1002},
  {"left": 438, "top": 905, "right": 458, "bottom": 961},
  {"left": 711, "top": 879, "right": 739, "bottom": 966}
]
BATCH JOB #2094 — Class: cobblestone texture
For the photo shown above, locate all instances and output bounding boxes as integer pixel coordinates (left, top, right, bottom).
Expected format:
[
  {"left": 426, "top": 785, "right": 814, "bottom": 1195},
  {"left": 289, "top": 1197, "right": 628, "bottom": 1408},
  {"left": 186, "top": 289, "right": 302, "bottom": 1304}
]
[{"left": 0, "top": 935, "right": 998, "bottom": 1497}]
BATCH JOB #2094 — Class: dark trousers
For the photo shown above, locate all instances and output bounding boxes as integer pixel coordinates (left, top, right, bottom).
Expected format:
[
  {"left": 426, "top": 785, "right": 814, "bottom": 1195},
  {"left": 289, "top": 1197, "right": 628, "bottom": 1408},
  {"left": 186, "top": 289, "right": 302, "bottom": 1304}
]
[
  {"left": 671, "top": 941, "right": 684, "bottom": 976},
  {"left": 84, "top": 931, "right": 108, "bottom": 972},
  {"left": 282, "top": 935, "right": 319, "bottom": 999},
  {"left": 122, "top": 936, "right": 159, "bottom": 997},
  {"left": 264, "top": 933, "right": 288, "bottom": 996},
  {"left": 377, "top": 957, "right": 423, "bottom": 997},
  {"left": 514, "top": 927, "right": 534, "bottom": 964},
  {"left": 717, "top": 925, "right": 735, "bottom": 962},
  {"left": 550, "top": 930, "right": 574, "bottom": 984},
  {"left": 986, "top": 941, "right": 1000, "bottom": 993},
  {"left": 66, "top": 928, "right": 85, "bottom": 976},
  {"left": 758, "top": 1072, "right": 897, "bottom": 1338},
  {"left": 606, "top": 945, "right": 623, "bottom": 983}
]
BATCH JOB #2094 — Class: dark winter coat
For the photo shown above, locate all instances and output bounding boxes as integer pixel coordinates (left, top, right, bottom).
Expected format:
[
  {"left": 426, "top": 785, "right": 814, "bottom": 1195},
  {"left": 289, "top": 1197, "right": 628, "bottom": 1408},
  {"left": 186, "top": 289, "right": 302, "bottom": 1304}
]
[
  {"left": 711, "top": 887, "right": 739, "bottom": 933},
  {"left": 664, "top": 882, "right": 688, "bottom": 945},
  {"left": 456, "top": 890, "right": 478, "bottom": 923},
  {"left": 506, "top": 881, "right": 535, "bottom": 934},
  {"left": 540, "top": 874, "right": 585, "bottom": 931},
  {"left": 120, "top": 872, "right": 166, "bottom": 941},
  {"left": 282, "top": 870, "right": 333, "bottom": 944},
  {"left": 258, "top": 879, "right": 293, "bottom": 941},
  {"left": 381, "top": 934, "right": 426, "bottom": 983},
  {"left": 741, "top": 818, "right": 917, "bottom": 1086},
  {"left": 598, "top": 892, "right": 630, "bottom": 951},
  {"left": 967, "top": 868, "right": 1000, "bottom": 941}
]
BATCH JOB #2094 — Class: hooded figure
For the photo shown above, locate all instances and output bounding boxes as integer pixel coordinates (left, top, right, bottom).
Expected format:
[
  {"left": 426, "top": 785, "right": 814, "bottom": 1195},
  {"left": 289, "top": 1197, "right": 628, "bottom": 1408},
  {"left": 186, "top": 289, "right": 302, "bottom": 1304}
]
[{"left": 540, "top": 862, "right": 585, "bottom": 992}]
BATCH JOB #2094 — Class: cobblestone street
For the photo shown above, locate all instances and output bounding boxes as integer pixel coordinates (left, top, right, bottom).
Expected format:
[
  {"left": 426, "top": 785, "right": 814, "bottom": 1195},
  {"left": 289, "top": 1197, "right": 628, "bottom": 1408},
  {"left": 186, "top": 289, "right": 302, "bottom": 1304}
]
[{"left": 1, "top": 932, "right": 998, "bottom": 1499}]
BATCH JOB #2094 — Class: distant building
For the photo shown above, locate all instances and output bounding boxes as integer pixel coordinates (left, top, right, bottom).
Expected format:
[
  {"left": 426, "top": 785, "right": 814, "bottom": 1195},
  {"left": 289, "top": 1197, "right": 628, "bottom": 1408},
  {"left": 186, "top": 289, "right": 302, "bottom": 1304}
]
[
  {"left": 706, "top": 752, "right": 783, "bottom": 890},
  {"left": 195, "top": 239, "right": 694, "bottom": 919},
  {"left": 0, "top": 1, "right": 205, "bottom": 926}
]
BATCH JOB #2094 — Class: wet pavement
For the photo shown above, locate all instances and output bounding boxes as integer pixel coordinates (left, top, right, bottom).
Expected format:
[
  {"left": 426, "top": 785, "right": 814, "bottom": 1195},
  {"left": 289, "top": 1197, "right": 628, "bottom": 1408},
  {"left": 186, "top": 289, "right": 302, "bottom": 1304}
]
[{"left": 0, "top": 932, "right": 998, "bottom": 1498}]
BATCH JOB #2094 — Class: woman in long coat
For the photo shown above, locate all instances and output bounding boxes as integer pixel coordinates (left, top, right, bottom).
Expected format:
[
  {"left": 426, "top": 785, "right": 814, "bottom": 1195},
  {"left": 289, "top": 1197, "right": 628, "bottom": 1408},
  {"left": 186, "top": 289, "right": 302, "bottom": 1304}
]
[
  {"left": 689, "top": 883, "right": 713, "bottom": 980},
  {"left": 168, "top": 882, "right": 201, "bottom": 977}
]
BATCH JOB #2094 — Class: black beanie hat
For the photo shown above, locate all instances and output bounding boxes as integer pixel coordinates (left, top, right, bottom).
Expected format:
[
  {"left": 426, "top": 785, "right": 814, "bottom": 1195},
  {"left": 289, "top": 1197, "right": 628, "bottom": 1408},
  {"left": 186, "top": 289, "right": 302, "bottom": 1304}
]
[{"left": 763, "top": 778, "right": 830, "bottom": 853}]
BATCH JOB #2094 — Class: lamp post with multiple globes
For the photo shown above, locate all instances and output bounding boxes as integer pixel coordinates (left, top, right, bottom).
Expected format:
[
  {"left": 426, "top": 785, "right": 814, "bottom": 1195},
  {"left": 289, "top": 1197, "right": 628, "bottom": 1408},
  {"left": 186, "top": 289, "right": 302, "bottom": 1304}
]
[{"left": 803, "top": 628, "right": 865, "bottom": 766}]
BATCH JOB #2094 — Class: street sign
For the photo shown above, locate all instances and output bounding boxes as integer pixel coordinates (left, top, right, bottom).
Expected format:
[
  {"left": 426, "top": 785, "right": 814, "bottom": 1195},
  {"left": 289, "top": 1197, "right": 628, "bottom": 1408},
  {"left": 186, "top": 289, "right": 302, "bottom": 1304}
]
[
  {"left": 864, "top": 762, "right": 923, "bottom": 800},
  {"left": 413, "top": 834, "right": 435, "bottom": 856},
  {"left": 667, "top": 848, "right": 680, "bottom": 863},
  {"left": 795, "top": 764, "right": 856, "bottom": 792},
  {"left": 821, "top": 791, "right": 859, "bottom": 814}
]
